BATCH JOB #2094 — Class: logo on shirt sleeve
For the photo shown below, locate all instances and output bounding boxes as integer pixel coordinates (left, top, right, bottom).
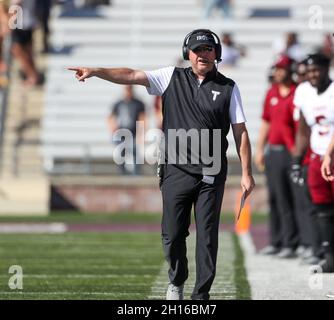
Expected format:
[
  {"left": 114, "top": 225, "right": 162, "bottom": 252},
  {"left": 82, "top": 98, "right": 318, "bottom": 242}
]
[{"left": 270, "top": 97, "right": 279, "bottom": 106}]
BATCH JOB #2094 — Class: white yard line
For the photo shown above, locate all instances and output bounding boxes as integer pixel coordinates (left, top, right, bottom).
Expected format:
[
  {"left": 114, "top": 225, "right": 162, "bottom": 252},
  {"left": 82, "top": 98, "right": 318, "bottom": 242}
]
[
  {"left": 0, "top": 223, "right": 68, "bottom": 233},
  {"left": 148, "top": 232, "right": 236, "bottom": 300},
  {"left": 239, "top": 231, "right": 334, "bottom": 300}
]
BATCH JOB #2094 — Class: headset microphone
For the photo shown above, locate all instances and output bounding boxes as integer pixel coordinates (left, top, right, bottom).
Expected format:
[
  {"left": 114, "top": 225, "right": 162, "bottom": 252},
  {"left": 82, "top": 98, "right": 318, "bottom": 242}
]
[{"left": 200, "top": 58, "right": 215, "bottom": 64}]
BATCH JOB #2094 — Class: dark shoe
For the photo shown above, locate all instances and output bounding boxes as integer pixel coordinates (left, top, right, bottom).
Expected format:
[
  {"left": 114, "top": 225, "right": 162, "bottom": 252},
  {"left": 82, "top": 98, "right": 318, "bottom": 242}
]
[
  {"left": 276, "top": 248, "right": 297, "bottom": 259},
  {"left": 318, "top": 259, "right": 334, "bottom": 273},
  {"left": 259, "top": 245, "right": 281, "bottom": 255}
]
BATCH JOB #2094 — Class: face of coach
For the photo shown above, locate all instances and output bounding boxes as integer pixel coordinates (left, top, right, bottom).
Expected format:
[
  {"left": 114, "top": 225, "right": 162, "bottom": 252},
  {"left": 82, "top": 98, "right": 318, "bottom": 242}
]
[{"left": 186, "top": 33, "right": 217, "bottom": 80}]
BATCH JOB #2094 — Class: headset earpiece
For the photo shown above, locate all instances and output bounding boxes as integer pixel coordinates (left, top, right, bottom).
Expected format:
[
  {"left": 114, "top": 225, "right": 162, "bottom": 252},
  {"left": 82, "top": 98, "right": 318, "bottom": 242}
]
[{"left": 182, "top": 30, "right": 193, "bottom": 60}]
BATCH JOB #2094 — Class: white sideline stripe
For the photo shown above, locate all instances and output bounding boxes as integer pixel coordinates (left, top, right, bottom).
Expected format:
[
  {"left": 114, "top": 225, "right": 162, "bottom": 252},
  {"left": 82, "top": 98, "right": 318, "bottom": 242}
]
[
  {"left": 238, "top": 232, "right": 256, "bottom": 255},
  {"left": 148, "top": 232, "right": 236, "bottom": 300},
  {"left": 0, "top": 223, "right": 68, "bottom": 234},
  {"left": 239, "top": 231, "right": 334, "bottom": 300}
]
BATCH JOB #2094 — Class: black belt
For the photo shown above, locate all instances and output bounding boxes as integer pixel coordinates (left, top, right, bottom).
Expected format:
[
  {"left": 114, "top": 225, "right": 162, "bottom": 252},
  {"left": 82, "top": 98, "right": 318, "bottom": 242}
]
[{"left": 268, "top": 144, "right": 285, "bottom": 151}]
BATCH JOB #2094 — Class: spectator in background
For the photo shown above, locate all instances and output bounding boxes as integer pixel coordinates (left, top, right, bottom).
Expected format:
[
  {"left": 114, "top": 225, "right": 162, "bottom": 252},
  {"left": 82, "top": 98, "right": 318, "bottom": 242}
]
[
  {"left": 60, "top": 0, "right": 111, "bottom": 11},
  {"left": 10, "top": 0, "right": 43, "bottom": 86},
  {"left": 267, "top": 65, "right": 276, "bottom": 84},
  {"left": 272, "top": 32, "right": 305, "bottom": 63},
  {"left": 317, "top": 33, "right": 333, "bottom": 63},
  {"left": 283, "top": 59, "right": 323, "bottom": 264},
  {"left": 108, "top": 85, "right": 146, "bottom": 175},
  {"left": 0, "top": 0, "right": 10, "bottom": 74},
  {"left": 255, "top": 55, "right": 299, "bottom": 258},
  {"left": 203, "top": 0, "right": 232, "bottom": 19},
  {"left": 85, "top": 0, "right": 111, "bottom": 6},
  {"left": 220, "top": 33, "right": 246, "bottom": 67},
  {"left": 292, "top": 53, "right": 334, "bottom": 272},
  {"left": 293, "top": 60, "right": 308, "bottom": 84},
  {"left": 35, "top": 0, "right": 52, "bottom": 53}
]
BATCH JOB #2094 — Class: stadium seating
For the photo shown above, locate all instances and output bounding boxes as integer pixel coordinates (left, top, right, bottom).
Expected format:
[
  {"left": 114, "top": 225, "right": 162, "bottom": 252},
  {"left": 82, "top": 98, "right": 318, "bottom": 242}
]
[{"left": 42, "top": 0, "right": 334, "bottom": 174}]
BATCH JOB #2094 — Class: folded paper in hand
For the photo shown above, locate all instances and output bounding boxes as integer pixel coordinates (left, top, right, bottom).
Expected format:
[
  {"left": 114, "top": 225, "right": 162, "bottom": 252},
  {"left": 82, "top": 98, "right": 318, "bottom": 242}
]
[{"left": 237, "top": 191, "right": 247, "bottom": 221}]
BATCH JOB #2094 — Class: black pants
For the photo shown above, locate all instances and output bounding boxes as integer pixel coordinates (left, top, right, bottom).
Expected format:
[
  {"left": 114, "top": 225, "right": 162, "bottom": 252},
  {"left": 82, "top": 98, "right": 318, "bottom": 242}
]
[
  {"left": 264, "top": 152, "right": 282, "bottom": 248},
  {"left": 161, "top": 164, "right": 225, "bottom": 300},
  {"left": 265, "top": 146, "right": 298, "bottom": 249},
  {"left": 292, "top": 165, "right": 322, "bottom": 255}
]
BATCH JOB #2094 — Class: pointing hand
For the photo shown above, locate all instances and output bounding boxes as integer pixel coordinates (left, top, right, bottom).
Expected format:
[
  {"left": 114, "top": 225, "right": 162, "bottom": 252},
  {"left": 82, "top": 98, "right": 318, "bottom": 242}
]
[{"left": 68, "top": 67, "right": 94, "bottom": 82}]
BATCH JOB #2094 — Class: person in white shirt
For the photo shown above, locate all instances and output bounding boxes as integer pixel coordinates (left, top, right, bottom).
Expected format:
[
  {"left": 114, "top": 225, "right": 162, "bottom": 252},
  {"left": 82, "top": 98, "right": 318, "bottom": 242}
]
[
  {"left": 68, "top": 29, "right": 255, "bottom": 299},
  {"left": 272, "top": 32, "right": 306, "bottom": 63},
  {"left": 10, "top": 0, "right": 42, "bottom": 86},
  {"left": 292, "top": 53, "right": 334, "bottom": 272},
  {"left": 220, "top": 33, "right": 246, "bottom": 67}
]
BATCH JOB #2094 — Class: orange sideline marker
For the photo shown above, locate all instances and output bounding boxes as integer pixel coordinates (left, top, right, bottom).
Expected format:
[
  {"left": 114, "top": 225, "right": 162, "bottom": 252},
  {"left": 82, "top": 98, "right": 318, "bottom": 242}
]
[{"left": 235, "top": 190, "right": 251, "bottom": 234}]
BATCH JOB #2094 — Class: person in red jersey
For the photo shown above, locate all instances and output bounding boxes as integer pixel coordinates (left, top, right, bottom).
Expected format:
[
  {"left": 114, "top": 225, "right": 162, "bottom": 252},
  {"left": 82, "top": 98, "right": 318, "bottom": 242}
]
[{"left": 255, "top": 54, "right": 299, "bottom": 258}]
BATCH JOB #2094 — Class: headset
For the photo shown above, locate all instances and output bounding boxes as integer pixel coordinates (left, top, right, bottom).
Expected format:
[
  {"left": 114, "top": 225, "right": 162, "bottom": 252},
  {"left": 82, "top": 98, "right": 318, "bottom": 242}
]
[{"left": 182, "top": 29, "right": 222, "bottom": 63}]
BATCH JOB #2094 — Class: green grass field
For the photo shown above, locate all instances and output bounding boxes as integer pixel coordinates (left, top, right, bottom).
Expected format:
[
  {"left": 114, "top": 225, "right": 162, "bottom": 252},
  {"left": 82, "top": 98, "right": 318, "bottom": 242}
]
[
  {"left": 0, "top": 211, "right": 268, "bottom": 224},
  {"left": 0, "top": 232, "right": 163, "bottom": 299},
  {"left": 0, "top": 213, "right": 258, "bottom": 300}
]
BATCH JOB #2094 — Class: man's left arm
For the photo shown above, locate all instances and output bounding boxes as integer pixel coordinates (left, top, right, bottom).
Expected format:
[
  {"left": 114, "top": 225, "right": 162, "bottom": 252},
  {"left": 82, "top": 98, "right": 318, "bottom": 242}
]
[{"left": 232, "top": 123, "right": 255, "bottom": 198}]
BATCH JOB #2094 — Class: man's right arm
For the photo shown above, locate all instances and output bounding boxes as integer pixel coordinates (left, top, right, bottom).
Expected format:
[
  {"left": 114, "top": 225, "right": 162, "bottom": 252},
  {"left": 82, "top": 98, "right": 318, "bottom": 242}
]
[
  {"left": 68, "top": 67, "right": 150, "bottom": 87},
  {"left": 294, "top": 111, "right": 310, "bottom": 159},
  {"left": 290, "top": 111, "right": 310, "bottom": 184},
  {"left": 321, "top": 134, "right": 334, "bottom": 181}
]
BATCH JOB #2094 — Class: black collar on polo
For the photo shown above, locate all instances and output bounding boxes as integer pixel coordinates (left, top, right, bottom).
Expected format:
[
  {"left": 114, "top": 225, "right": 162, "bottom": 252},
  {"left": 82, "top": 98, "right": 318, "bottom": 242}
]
[{"left": 188, "top": 67, "right": 218, "bottom": 85}]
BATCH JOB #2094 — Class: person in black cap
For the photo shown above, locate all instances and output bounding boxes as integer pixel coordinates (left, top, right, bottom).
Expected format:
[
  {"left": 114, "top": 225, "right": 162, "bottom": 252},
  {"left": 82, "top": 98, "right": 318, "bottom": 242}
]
[
  {"left": 68, "top": 29, "right": 255, "bottom": 299},
  {"left": 292, "top": 53, "right": 334, "bottom": 272},
  {"left": 255, "top": 54, "right": 299, "bottom": 258}
]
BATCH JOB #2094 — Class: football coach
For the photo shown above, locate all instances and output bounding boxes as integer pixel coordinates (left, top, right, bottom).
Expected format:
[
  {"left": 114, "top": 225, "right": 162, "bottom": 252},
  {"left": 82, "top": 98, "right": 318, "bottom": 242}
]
[{"left": 69, "top": 29, "right": 255, "bottom": 300}]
